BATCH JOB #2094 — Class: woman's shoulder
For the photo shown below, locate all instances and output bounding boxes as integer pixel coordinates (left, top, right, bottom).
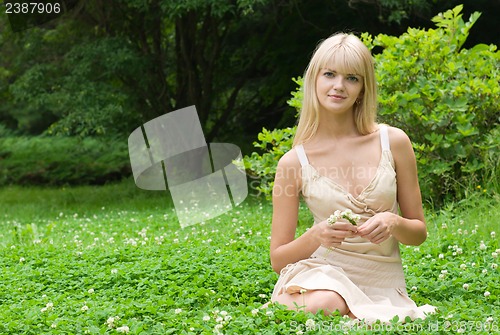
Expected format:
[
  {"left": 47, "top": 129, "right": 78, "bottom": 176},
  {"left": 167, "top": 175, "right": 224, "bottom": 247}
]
[
  {"left": 383, "top": 125, "right": 415, "bottom": 159},
  {"left": 383, "top": 125, "right": 412, "bottom": 148},
  {"left": 277, "top": 147, "right": 302, "bottom": 170}
]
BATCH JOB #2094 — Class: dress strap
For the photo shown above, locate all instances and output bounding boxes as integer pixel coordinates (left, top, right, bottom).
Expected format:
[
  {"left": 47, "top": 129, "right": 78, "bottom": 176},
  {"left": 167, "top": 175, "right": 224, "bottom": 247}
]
[
  {"left": 380, "top": 125, "right": 390, "bottom": 151},
  {"left": 295, "top": 145, "right": 309, "bottom": 167}
]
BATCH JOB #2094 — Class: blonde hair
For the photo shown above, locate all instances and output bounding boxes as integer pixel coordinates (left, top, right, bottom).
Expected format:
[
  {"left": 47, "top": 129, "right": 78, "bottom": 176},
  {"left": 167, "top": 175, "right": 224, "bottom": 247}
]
[{"left": 293, "top": 33, "right": 377, "bottom": 146}]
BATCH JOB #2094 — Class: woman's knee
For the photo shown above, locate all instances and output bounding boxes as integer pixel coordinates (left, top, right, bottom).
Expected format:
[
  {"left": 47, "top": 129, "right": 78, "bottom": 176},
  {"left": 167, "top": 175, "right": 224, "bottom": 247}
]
[{"left": 304, "top": 290, "right": 349, "bottom": 315}]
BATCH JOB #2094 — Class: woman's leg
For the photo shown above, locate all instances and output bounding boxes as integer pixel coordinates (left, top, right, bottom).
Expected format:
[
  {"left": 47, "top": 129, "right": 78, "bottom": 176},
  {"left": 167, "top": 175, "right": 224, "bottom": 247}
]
[{"left": 274, "top": 289, "right": 354, "bottom": 317}]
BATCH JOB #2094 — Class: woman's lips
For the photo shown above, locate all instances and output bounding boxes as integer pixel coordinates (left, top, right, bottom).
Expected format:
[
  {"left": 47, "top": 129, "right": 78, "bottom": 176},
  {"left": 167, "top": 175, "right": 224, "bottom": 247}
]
[{"left": 328, "top": 94, "right": 346, "bottom": 100}]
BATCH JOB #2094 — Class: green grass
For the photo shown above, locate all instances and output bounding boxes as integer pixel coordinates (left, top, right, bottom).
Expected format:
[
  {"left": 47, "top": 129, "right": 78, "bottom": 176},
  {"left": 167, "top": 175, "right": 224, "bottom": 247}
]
[{"left": 0, "top": 180, "right": 498, "bottom": 334}]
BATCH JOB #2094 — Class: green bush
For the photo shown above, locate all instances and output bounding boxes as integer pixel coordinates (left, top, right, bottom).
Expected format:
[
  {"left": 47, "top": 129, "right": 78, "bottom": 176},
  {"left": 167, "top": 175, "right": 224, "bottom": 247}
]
[
  {"left": 244, "top": 5, "right": 500, "bottom": 204},
  {"left": 0, "top": 136, "right": 130, "bottom": 186}
]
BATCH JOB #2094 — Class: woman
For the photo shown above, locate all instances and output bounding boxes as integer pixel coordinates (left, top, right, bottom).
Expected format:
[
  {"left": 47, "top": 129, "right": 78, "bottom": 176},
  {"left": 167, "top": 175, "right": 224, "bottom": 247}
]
[{"left": 269, "top": 33, "right": 435, "bottom": 323}]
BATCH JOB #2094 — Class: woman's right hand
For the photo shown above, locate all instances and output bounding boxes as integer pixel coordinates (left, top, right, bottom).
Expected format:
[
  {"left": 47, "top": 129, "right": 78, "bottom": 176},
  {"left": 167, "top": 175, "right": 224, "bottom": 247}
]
[{"left": 314, "top": 220, "right": 358, "bottom": 249}]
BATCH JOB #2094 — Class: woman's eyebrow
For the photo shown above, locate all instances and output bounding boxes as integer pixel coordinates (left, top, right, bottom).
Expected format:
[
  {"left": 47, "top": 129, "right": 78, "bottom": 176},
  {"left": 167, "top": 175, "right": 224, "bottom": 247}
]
[{"left": 324, "top": 68, "right": 361, "bottom": 77}]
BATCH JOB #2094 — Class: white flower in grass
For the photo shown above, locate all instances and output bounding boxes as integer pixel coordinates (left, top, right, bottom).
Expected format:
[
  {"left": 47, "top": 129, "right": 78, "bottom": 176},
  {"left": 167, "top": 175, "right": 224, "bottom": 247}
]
[
  {"left": 19, "top": 257, "right": 25, "bottom": 263},
  {"left": 486, "top": 317, "right": 494, "bottom": 323},
  {"left": 463, "top": 284, "right": 469, "bottom": 290},
  {"left": 460, "top": 264, "right": 467, "bottom": 270},
  {"left": 457, "top": 328, "right": 465, "bottom": 334},
  {"left": 175, "top": 308, "right": 182, "bottom": 314},
  {"left": 305, "top": 319, "right": 316, "bottom": 330},
  {"left": 88, "top": 288, "right": 94, "bottom": 294},
  {"left": 411, "top": 286, "right": 417, "bottom": 291},
  {"left": 482, "top": 269, "right": 488, "bottom": 274},
  {"left": 251, "top": 309, "right": 259, "bottom": 316},
  {"left": 81, "top": 305, "right": 89, "bottom": 312},
  {"left": 491, "top": 231, "right": 496, "bottom": 238},
  {"left": 438, "top": 254, "right": 444, "bottom": 259},
  {"left": 480, "top": 241, "right": 487, "bottom": 250},
  {"left": 41, "top": 302, "right": 54, "bottom": 313},
  {"left": 203, "top": 315, "right": 211, "bottom": 321},
  {"left": 491, "top": 263, "right": 498, "bottom": 270},
  {"left": 484, "top": 291, "right": 491, "bottom": 297},
  {"left": 258, "top": 294, "right": 267, "bottom": 299},
  {"left": 111, "top": 268, "right": 118, "bottom": 274},
  {"left": 116, "top": 325, "right": 130, "bottom": 333},
  {"left": 493, "top": 252, "right": 498, "bottom": 258}
]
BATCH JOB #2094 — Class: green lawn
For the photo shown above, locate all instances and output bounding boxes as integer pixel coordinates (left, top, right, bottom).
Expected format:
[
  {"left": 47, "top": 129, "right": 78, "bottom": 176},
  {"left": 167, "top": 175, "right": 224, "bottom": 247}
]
[{"left": 0, "top": 180, "right": 498, "bottom": 334}]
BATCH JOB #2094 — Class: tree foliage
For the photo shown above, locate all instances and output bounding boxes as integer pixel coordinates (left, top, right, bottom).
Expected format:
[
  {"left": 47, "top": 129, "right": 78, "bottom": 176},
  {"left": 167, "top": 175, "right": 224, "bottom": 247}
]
[{"left": 244, "top": 5, "right": 500, "bottom": 205}]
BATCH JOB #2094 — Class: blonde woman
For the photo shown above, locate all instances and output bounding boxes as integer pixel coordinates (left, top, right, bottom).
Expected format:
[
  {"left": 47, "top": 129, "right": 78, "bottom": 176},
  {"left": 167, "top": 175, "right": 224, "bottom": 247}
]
[{"left": 269, "top": 33, "right": 435, "bottom": 323}]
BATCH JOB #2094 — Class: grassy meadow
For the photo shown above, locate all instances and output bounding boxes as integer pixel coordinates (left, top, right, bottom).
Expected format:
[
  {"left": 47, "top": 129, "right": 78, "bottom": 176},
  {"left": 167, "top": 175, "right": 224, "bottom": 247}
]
[{"left": 0, "top": 179, "right": 498, "bottom": 334}]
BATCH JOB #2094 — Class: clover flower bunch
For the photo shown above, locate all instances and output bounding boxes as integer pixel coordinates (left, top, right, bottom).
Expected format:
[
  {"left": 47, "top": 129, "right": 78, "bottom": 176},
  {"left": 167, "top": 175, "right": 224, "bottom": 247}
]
[{"left": 327, "top": 209, "right": 361, "bottom": 226}]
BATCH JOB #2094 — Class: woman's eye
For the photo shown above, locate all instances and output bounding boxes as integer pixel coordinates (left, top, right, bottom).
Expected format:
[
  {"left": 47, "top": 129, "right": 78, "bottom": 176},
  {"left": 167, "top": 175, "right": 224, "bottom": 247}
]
[
  {"left": 347, "top": 76, "right": 359, "bottom": 82},
  {"left": 324, "top": 71, "right": 334, "bottom": 77}
]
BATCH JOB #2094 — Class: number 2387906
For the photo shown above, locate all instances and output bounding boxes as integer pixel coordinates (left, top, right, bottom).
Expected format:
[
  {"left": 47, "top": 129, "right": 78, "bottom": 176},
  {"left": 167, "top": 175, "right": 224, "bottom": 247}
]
[{"left": 5, "top": 2, "right": 61, "bottom": 14}]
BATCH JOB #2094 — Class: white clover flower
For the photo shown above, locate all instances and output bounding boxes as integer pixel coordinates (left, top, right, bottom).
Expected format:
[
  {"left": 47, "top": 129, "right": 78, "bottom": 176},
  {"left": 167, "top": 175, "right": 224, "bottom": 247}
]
[
  {"left": 457, "top": 328, "right": 465, "bottom": 334},
  {"left": 81, "top": 305, "right": 89, "bottom": 311},
  {"left": 460, "top": 264, "right": 467, "bottom": 270},
  {"left": 491, "top": 263, "right": 498, "bottom": 270},
  {"left": 486, "top": 317, "right": 494, "bottom": 323},
  {"left": 438, "top": 254, "right": 444, "bottom": 259},
  {"left": 482, "top": 269, "right": 488, "bottom": 274},
  {"left": 484, "top": 291, "right": 491, "bottom": 297},
  {"left": 491, "top": 231, "right": 496, "bottom": 238},
  {"left": 305, "top": 319, "right": 316, "bottom": 330},
  {"left": 456, "top": 248, "right": 463, "bottom": 254},
  {"left": 88, "top": 288, "right": 94, "bottom": 294},
  {"left": 251, "top": 309, "right": 259, "bottom": 316},
  {"left": 411, "top": 286, "right": 417, "bottom": 291},
  {"left": 480, "top": 242, "right": 487, "bottom": 250},
  {"left": 19, "top": 257, "right": 25, "bottom": 263},
  {"left": 441, "top": 223, "right": 447, "bottom": 229},
  {"left": 203, "top": 315, "right": 211, "bottom": 321},
  {"left": 492, "top": 252, "right": 498, "bottom": 258},
  {"left": 219, "top": 311, "right": 228, "bottom": 317},
  {"left": 441, "top": 270, "right": 448, "bottom": 274},
  {"left": 116, "top": 325, "right": 130, "bottom": 333},
  {"left": 111, "top": 269, "right": 118, "bottom": 274},
  {"left": 258, "top": 294, "right": 267, "bottom": 299},
  {"left": 216, "top": 316, "right": 223, "bottom": 323},
  {"left": 174, "top": 308, "right": 182, "bottom": 314},
  {"left": 438, "top": 274, "right": 445, "bottom": 280},
  {"left": 463, "top": 284, "right": 469, "bottom": 290}
]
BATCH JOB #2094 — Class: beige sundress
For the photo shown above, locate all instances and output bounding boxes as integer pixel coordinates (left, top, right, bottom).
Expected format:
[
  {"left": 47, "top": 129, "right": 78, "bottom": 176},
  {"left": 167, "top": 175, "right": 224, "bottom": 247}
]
[{"left": 270, "top": 125, "right": 435, "bottom": 323}]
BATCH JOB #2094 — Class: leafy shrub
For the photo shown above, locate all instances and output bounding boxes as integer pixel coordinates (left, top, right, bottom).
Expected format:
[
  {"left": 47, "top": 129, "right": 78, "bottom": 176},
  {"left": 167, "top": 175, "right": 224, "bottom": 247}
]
[
  {"left": 244, "top": 5, "right": 500, "bottom": 204},
  {"left": 0, "top": 136, "right": 130, "bottom": 186}
]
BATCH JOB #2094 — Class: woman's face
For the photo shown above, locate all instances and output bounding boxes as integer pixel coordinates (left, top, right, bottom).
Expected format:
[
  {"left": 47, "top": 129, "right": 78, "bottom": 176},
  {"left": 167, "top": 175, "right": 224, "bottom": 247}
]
[{"left": 315, "top": 66, "right": 364, "bottom": 115}]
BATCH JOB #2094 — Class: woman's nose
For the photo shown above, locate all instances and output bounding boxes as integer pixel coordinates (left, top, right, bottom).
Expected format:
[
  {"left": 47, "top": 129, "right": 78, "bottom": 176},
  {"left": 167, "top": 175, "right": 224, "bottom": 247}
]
[{"left": 332, "top": 76, "right": 345, "bottom": 91}]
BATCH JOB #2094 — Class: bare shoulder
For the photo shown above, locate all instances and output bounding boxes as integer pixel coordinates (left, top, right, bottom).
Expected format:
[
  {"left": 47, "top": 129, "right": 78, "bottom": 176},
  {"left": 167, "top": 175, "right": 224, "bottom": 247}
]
[
  {"left": 275, "top": 147, "right": 302, "bottom": 188},
  {"left": 277, "top": 147, "right": 302, "bottom": 170},
  {"left": 385, "top": 126, "right": 413, "bottom": 153}
]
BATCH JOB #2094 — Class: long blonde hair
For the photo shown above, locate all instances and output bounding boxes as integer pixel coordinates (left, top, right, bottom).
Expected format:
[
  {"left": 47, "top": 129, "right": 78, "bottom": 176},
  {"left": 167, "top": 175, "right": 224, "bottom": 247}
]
[{"left": 293, "top": 33, "right": 377, "bottom": 146}]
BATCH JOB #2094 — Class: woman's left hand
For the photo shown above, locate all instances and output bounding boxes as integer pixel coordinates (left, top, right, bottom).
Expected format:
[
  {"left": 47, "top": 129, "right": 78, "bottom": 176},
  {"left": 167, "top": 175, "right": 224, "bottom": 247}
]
[{"left": 356, "top": 212, "right": 396, "bottom": 244}]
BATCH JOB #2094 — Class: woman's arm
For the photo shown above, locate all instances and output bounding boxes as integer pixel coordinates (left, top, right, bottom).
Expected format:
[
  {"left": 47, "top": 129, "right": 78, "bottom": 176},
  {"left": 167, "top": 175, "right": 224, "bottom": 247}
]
[
  {"left": 357, "top": 127, "right": 428, "bottom": 246},
  {"left": 269, "top": 150, "right": 357, "bottom": 273},
  {"left": 389, "top": 127, "right": 428, "bottom": 245},
  {"left": 270, "top": 150, "right": 319, "bottom": 273}
]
